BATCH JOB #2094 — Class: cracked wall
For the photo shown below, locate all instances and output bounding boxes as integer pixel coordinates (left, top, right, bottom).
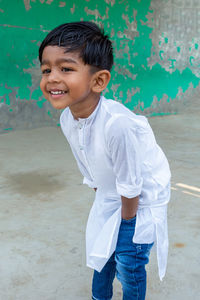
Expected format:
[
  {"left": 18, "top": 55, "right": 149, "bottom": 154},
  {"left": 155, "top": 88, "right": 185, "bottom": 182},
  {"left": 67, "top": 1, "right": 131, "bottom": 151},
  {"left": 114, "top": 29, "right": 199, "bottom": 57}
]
[{"left": 0, "top": 0, "right": 200, "bottom": 132}]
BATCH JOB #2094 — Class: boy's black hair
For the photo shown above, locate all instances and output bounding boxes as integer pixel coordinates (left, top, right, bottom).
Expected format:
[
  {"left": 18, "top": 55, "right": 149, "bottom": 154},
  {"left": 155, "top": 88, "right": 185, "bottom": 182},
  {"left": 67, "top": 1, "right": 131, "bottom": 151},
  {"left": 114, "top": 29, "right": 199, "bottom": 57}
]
[{"left": 39, "top": 21, "right": 113, "bottom": 71}]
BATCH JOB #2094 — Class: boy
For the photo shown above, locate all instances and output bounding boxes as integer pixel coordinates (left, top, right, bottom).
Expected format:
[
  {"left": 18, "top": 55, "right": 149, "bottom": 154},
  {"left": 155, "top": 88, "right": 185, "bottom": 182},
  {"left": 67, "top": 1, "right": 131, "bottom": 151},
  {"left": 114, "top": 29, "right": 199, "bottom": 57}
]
[{"left": 39, "top": 21, "right": 171, "bottom": 300}]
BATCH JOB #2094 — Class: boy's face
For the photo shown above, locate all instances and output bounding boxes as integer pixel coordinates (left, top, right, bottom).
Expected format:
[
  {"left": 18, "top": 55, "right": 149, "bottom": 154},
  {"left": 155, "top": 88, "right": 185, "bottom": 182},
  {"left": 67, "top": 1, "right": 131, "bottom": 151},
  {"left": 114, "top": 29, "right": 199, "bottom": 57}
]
[{"left": 40, "top": 46, "right": 96, "bottom": 110}]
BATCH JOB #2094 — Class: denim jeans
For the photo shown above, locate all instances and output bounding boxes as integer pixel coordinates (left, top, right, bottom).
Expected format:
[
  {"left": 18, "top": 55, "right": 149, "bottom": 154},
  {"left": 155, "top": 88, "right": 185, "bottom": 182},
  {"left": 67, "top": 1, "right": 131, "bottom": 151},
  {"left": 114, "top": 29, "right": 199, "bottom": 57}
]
[{"left": 92, "top": 216, "right": 153, "bottom": 300}]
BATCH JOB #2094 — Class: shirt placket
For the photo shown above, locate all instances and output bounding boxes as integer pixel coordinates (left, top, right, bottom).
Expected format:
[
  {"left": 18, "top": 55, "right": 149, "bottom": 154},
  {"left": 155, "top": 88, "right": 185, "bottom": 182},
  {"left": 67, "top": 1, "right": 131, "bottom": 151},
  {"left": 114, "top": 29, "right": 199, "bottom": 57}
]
[{"left": 78, "top": 121, "right": 94, "bottom": 180}]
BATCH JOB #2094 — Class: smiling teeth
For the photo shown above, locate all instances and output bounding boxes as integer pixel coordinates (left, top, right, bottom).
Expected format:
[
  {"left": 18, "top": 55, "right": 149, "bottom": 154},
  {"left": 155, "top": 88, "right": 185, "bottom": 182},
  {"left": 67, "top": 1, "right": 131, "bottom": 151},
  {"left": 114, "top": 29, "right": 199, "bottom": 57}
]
[{"left": 51, "top": 91, "right": 65, "bottom": 95}]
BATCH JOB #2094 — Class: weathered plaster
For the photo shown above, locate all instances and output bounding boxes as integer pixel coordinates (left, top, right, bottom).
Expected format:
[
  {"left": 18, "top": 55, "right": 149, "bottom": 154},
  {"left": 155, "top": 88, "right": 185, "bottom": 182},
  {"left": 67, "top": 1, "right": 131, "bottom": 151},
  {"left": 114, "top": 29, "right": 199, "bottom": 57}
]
[
  {"left": 148, "top": 0, "right": 200, "bottom": 77},
  {"left": 0, "top": 0, "right": 200, "bottom": 132}
]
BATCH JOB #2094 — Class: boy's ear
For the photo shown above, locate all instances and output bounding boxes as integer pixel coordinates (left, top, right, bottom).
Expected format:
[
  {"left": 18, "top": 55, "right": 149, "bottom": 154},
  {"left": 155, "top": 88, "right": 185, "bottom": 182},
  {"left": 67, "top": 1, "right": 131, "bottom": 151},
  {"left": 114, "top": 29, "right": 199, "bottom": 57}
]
[{"left": 91, "top": 70, "right": 111, "bottom": 93}]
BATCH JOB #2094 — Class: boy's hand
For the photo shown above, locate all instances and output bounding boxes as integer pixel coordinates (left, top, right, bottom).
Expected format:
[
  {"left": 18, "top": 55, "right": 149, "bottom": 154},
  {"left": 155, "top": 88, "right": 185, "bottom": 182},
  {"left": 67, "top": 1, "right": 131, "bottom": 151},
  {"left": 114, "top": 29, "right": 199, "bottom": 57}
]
[{"left": 121, "top": 195, "right": 139, "bottom": 220}]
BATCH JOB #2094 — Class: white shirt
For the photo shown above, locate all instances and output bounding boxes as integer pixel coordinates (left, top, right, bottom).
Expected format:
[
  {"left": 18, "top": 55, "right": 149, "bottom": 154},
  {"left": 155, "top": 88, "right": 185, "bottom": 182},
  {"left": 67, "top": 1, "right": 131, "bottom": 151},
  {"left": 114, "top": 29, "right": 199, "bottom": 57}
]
[{"left": 60, "top": 96, "right": 171, "bottom": 280}]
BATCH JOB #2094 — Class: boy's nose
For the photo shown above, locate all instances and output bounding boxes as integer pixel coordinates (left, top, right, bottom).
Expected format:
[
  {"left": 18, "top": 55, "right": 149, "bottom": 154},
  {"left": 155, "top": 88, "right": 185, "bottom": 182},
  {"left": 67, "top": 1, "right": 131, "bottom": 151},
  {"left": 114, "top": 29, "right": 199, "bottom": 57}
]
[{"left": 48, "top": 69, "right": 61, "bottom": 82}]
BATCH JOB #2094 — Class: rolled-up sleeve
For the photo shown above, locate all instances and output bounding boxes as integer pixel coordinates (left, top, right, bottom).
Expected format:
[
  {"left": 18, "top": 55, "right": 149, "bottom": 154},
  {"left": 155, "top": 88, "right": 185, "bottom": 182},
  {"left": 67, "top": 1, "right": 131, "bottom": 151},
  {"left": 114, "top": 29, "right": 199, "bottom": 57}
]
[{"left": 107, "top": 118, "right": 143, "bottom": 198}]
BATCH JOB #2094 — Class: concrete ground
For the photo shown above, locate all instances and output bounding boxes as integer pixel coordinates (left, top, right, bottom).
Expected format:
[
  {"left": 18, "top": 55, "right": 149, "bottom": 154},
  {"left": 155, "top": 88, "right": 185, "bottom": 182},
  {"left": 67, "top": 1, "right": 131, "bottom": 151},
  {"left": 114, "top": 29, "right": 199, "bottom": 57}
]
[{"left": 0, "top": 109, "right": 200, "bottom": 300}]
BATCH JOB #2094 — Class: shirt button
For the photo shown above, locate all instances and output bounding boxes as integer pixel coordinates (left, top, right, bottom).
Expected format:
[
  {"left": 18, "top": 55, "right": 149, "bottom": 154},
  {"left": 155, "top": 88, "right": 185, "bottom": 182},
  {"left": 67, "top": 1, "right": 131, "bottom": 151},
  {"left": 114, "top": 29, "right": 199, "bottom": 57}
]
[
  {"left": 79, "top": 146, "right": 84, "bottom": 150},
  {"left": 78, "top": 123, "right": 83, "bottom": 129}
]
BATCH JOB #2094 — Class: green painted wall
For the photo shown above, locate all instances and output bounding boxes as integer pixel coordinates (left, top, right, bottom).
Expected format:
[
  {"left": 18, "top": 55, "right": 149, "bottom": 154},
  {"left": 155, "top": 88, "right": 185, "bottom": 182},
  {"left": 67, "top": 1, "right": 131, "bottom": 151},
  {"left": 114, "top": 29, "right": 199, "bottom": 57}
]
[{"left": 0, "top": 0, "right": 200, "bottom": 132}]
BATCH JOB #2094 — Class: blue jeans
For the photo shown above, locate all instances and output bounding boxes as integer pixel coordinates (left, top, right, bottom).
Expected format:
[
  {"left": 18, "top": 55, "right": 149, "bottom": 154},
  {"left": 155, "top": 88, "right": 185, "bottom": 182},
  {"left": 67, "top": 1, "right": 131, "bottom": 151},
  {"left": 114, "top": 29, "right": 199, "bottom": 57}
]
[{"left": 92, "top": 216, "right": 153, "bottom": 300}]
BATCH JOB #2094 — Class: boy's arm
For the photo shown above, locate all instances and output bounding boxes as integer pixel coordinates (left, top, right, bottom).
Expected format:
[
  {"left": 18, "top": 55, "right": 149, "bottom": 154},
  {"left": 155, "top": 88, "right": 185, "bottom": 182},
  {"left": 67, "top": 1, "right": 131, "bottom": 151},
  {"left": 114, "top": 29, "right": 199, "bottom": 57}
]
[
  {"left": 121, "top": 195, "right": 139, "bottom": 220},
  {"left": 106, "top": 117, "right": 143, "bottom": 216},
  {"left": 93, "top": 190, "right": 138, "bottom": 219}
]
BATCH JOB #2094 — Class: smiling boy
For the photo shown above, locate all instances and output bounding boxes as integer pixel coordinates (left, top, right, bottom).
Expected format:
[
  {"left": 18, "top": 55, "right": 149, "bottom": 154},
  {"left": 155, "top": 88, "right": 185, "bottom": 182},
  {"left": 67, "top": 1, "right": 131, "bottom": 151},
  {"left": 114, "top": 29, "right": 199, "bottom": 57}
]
[{"left": 39, "top": 21, "right": 171, "bottom": 300}]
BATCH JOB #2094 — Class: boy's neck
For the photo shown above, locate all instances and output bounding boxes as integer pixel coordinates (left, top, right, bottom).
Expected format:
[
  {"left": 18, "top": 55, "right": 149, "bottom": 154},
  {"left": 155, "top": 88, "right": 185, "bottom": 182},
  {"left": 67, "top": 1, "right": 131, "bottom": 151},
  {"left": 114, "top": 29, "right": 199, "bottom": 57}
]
[{"left": 70, "top": 94, "right": 101, "bottom": 120}]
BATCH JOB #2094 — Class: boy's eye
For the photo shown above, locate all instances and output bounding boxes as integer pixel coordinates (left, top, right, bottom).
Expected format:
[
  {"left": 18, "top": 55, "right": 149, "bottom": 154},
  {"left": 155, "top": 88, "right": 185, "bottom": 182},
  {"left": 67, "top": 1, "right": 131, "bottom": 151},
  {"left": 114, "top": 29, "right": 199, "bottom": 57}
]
[
  {"left": 61, "top": 67, "right": 73, "bottom": 72},
  {"left": 42, "top": 68, "right": 51, "bottom": 74}
]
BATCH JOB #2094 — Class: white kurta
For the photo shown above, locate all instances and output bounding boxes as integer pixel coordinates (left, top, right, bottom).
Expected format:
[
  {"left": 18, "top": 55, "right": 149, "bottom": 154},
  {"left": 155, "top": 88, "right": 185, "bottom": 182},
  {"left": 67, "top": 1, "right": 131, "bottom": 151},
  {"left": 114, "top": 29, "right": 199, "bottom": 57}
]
[{"left": 60, "top": 96, "right": 171, "bottom": 281}]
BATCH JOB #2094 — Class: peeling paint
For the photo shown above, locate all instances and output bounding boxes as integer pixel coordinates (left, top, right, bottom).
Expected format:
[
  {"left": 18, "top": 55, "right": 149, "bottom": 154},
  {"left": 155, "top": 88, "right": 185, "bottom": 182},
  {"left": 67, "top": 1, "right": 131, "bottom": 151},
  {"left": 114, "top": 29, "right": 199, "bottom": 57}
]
[
  {"left": 148, "top": 0, "right": 200, "bottom": 78},
  {"left": 104, "top": 0, "right": 115, "bottom": 6},
  {"left": 121, "top": 11, "right": 138, "bottom": 39},
  {"left": 46, "top": 0, "right": 54, "bottom": 5},
  {"left": 23, "top": 0, "right": 67, "bottom": 11},
  {"left": 70, "top": 3, "right": 75, "bottom": 14},
  {"left": 23, "top": 0, "right": 31, "bottom": 11},
  {"left": 59, "top": 1, "right": 66, "bottom": 8},
  {"left": 85, "top": 7, "right": 109, "bottom": 21},
  {"left": 0, "top": 24, "right": 49, "bottom": 32},
  {"left": 159, "top": 50, "right": 164, "bottom": 60}
]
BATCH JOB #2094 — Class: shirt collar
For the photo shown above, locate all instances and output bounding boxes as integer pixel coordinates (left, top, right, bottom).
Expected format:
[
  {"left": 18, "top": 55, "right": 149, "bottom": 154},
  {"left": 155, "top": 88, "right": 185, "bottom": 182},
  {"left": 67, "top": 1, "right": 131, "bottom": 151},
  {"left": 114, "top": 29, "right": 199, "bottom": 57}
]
[{"left": 70, "top": 96, "right": 103, "bottom": 126}]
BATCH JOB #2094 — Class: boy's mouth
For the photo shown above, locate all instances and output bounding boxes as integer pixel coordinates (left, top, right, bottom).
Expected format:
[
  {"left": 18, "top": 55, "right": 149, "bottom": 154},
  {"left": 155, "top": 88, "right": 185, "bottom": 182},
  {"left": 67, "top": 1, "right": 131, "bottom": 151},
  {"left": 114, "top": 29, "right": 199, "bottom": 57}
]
[
  {"left": 48, "top": 89, "right": 68, "bottom": 99},
  {"left": 49, "top": 90, "right": 67, "bottom": 95}
]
